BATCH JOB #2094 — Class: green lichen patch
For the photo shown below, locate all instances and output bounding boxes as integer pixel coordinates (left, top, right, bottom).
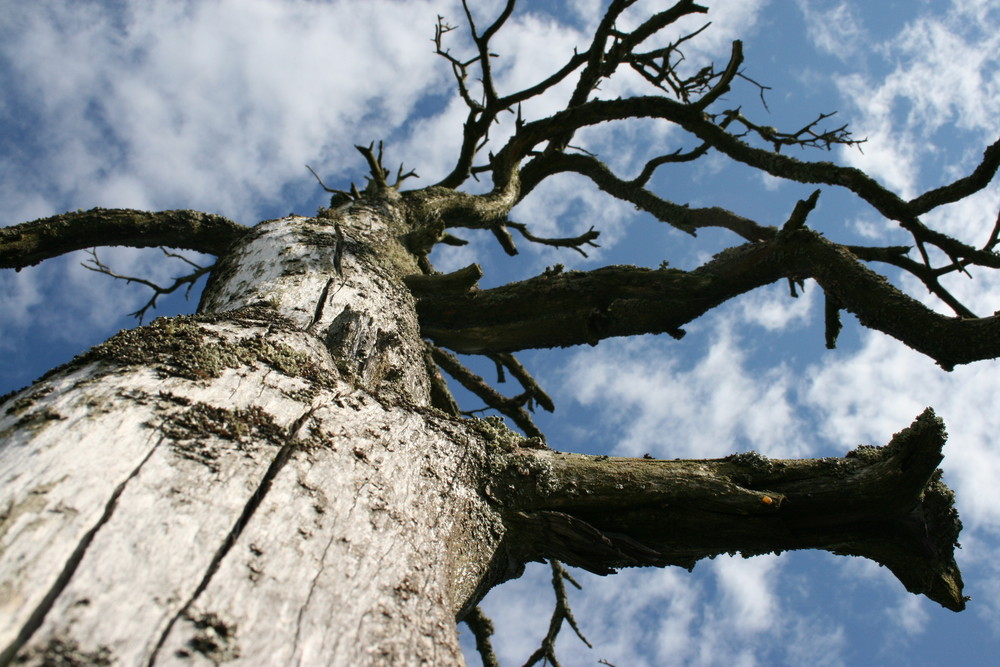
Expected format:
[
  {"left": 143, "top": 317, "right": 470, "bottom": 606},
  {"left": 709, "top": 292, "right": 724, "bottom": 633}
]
[
  {"left": 161, "top": 401, "right": 285, "bottom": 471},
  {"left": 724, "top": 450, "right": 774, "bottom": 474},
  {"left": 78, "top": 308, "right": 328, "bottom": 384},
  {"left": 470, "top": 416, "right": 523, "bottom": 452},
  {"left": 176, "top": 611, "right": 240, "bottom": 663},
  {"left": 14, "top": 637, "right": 112, "bottom": 666},
  {"left": 844, "top": 443, "right": 883, "bottom": 463},
  {"left": 923, "top": 469, "right": 963, "bottom": 552}
]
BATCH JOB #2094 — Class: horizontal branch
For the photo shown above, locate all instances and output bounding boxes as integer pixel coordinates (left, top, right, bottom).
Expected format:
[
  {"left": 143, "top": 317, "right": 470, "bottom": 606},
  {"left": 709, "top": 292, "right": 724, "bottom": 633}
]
[
  {"left": 1, "top": 208, "right": 247, "bottom": 271},
  {"left": 416, "top": 226, "right": 1000, "bottom": 369},
  {"left": 499, "top": 409, "right": 964, "bottom": 611}
]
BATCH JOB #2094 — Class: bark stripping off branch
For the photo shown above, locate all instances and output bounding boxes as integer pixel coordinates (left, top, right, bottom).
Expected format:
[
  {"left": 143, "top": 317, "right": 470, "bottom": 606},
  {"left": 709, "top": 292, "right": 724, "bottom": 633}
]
[
  {"left": 501, "top": 409, "right": 964, "bottom": 611},
  {"left": 0, "top": 208, "right": 247, "bottom": 270}
]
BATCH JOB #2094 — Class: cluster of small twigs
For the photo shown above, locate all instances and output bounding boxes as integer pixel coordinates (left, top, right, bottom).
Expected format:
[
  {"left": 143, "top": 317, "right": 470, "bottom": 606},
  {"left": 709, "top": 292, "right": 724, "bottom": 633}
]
[
  {"left": 428, "top": 345, "right": 553, "bottom": 439},
  {"left": 428, "top": 0, "right": 876, "bottom": 260},
  {"left": 715, "top": 108, "right": 865, "bottom": 153},
  {"left": 463, "top": 560, "right": 592, "bottom": 667},
  {"left": 430, "top": 0, "right": 1000, "bottom": 322},
  {"left": 82, "top": 248, "right": 212, "bottom": 323},
  {"left": 308, "top": 141, "right": 418, "bottom": 210}
]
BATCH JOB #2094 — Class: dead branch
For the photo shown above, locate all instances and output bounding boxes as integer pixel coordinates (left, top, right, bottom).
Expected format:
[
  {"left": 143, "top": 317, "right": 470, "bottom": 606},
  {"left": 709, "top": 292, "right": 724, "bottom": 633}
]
[
  {"left": 0, "top": 208, "right": 245, "bottom": 271},
  {"left": 403, "top": 263, "right": 483, "bottom": 296},
  {"left": 519, "top": 152, "right": 773, "bottom": 241},
  {"left": 82, "top": 248, "right": 214, "bottom": 323},
  {"left": 506, "top": 222, "right": 601, "bottom": 257},
  {"left": 417, "top": 224, "right": 1000, "bottom": 369},
  {"left": 907, "top": 138, "right": 1000, "bottom": 214},
  {"left": 499, "top": 409, "right": 965, "bottom": 612},
  {"left": 521, "top": 561, "right": 591, "bottom": 667},
  {"left": 428, "top": 345, "right": 545, "bottom": 439},
  {"left": 462, "top": 607, "right": 500, "bottom": 667},
  {"left": 487, "top": 352, "right": 555, "bottom": 413},
  {"left": 717, "top": 108, "right": 865, "bottom": 153}
]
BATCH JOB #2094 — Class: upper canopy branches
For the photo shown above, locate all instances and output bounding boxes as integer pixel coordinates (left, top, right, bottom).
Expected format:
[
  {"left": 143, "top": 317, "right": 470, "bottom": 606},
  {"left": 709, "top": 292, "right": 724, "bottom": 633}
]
[
  {"left": 3, "top": 1, "right": 1000, "bottom": 372},
  {"left": 421, "top": 0, "right": 1000, "bottom": 336}
]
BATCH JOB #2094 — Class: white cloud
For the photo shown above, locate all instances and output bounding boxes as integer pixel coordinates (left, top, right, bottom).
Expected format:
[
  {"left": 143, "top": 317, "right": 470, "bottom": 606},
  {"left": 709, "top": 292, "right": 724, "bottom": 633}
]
[
  {"left": 796, "top": 1, "right": 866, "bottom": 60},
  {"left": 886, "top": 594, "right": 929, "bottom": 636},
  {"left": 833, "top": 1, "right": 1000, "bottom": 200},
  {"left": 712, "top": 554, "right": 781, "bottom": 634},
  {"left": 0, "top": 0, "right": 464, "bottom": 223},
  {"left": 735, "top": 280, "right": 817, "bottom": 331},
  {"left": 563, "top": 323, "right": 810, "bottom": 460}
]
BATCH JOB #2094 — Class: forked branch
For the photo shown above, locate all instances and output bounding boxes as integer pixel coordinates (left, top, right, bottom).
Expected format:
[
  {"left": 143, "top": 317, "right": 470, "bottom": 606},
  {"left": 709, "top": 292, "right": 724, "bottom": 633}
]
[
  {"left": 428, "top": 345, "right": 549, "bottom": 438},
  {"left": 82, "top": 248, "right": 214, "bottom": 323}
]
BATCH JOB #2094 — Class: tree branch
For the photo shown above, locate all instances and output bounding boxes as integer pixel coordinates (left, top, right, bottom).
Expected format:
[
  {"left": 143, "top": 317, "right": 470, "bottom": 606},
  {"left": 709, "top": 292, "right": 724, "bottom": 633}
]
[
  {"left": 505, "top": 222, "right": 601, "bottom": 257},
  {"left": 463, "top": 607, "right": 500, "bottom": 667},
  {"left": 907, "top": 137, "right": 1000, "bottom": 215},
  {"left": 1, "top": 208, "right": 246, "bottom": 271},
  {"left": 498, "top": 409, "right": 964, "bottom": 612},
  {"left": 522, "top": 561, "right": 591, "bottom": 667},
  {"left": 417, "top": 224, "right": 1000, "bottom": 369},
  {"left": 429, "top": 345, "right": 545, "bottom": 439},
  {"left": 520, "top": 151, "right": 773, "bottom": 241},
  {"left": 82, "top": 248, "right": 214, "bottom": 323}
]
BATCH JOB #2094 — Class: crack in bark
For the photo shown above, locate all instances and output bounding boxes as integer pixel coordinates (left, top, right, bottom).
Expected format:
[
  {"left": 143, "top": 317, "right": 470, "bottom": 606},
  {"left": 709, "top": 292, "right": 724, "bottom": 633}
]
[
  {"left": 0, "top": 435, "right": 164, "bottom": 667},
  {"left": 306, "top": 277, "right": 337, "bottom": 334},
  {"left": 145, "top": 407, "right": 316, "bottom": 666},
  {"left": 291, "top": 528, "right": 338, "bottom": 662}
]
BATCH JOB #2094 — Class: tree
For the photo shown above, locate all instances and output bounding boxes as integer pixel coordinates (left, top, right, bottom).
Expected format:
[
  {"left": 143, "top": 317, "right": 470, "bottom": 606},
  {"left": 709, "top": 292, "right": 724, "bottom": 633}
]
[{"left": 1, "top": 1, "right": 998, "bottom": 665}]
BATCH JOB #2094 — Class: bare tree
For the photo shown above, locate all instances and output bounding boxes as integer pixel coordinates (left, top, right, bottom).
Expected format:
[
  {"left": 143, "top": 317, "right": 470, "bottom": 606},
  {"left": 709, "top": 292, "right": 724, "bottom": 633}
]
[{"left": 2, "top": 1, "right": 997, "bottom": 664}]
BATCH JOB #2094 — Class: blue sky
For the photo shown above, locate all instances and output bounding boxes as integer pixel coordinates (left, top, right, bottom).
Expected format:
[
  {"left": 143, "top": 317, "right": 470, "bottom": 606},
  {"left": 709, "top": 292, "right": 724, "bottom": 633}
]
[{"left": 2, "top": 1, "right": 1000, "bottom": 665}]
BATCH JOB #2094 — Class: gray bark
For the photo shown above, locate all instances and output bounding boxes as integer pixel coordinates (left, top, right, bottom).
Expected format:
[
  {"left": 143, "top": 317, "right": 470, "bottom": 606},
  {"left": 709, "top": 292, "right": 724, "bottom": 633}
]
[{"left": 0, "top": 203, "right": 506, "bottom": 666}]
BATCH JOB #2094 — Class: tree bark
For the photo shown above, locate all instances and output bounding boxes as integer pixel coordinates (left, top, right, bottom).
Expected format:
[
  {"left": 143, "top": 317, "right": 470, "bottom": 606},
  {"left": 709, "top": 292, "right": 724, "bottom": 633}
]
[
  {"left": 0, "top": 203, "right": 508, "bottom": 665},
  {"left": 0, "top": 198, "right": 965, "bottom": 666}
]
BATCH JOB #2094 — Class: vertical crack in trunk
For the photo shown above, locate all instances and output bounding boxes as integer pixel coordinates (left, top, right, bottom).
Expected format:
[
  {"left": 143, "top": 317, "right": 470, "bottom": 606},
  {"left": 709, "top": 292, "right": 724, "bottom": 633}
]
[
  {"left": 306, "top": 276, "right": 337, "bottom": 334},
  {"left": 0, "top": 436, "right": 164, "bottom": 667},
  {"left": 146, "top": 407, "right": 316, "bottom": 666}
]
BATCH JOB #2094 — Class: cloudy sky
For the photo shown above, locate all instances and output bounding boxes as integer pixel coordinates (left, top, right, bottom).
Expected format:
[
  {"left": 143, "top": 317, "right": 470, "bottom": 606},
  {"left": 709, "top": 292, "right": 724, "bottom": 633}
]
[{"left": 2, "top": 1, "right": 999, "bottom": 665}]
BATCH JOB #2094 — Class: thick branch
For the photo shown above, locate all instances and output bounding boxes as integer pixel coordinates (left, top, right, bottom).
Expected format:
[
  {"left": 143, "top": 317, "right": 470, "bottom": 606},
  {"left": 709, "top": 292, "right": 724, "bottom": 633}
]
[
  {"left": 498, "top": 409, "right": 964, "bottom": 611},
  {"left": 1, "top": 208, "right": 246, "bottom": 271},
  {"left": 416, "top": 227, "right": 1000, "bottom": 369}
]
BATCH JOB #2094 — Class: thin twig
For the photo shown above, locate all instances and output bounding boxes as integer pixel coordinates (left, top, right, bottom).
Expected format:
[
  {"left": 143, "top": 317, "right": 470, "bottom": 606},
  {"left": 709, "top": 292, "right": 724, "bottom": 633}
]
[
  {"left": 82, "top": 247, "right": 214, "bottom": 323},
  {"left": 522, "top": 560, "right": 591, "bottom": 667}
]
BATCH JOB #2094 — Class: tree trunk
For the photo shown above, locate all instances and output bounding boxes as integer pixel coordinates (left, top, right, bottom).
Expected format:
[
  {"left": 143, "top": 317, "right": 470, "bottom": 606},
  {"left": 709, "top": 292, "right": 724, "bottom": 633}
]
[
  {"left": 0, "top": 197, "right": 965, "bottom": 666},
  {"left": 0, "top": 202, "right": 506, "bottom": 665}
]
